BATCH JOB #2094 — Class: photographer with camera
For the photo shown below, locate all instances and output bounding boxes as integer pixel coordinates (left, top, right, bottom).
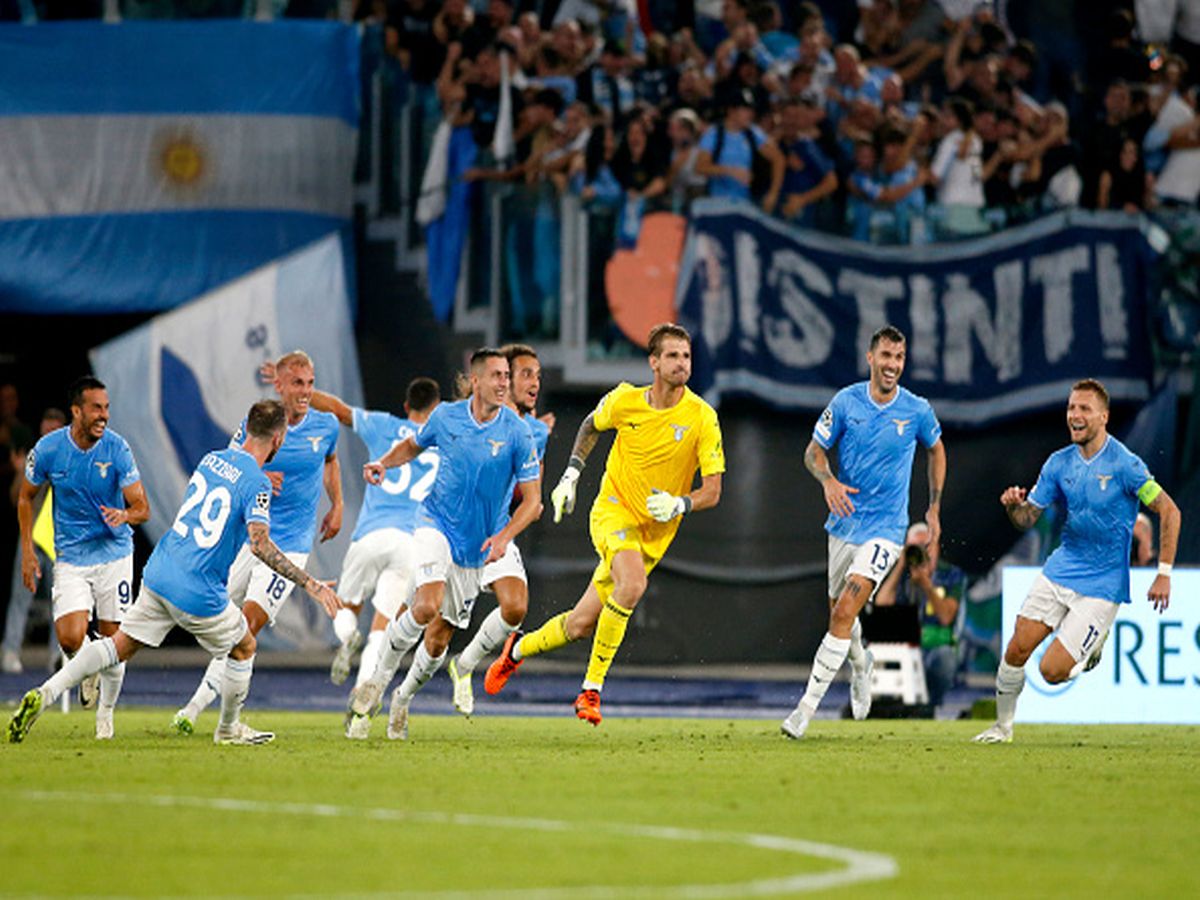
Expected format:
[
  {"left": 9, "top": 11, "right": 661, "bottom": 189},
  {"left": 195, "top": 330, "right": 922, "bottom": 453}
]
[{"left": 874, "top": 521, "right": 968, "bottom": 707}]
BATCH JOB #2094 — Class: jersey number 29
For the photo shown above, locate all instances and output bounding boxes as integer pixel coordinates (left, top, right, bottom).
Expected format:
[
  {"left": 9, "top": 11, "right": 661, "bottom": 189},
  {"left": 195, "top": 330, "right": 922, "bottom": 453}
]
[{"left": 171, "top": 472, "right": 232, "bottom": 549}]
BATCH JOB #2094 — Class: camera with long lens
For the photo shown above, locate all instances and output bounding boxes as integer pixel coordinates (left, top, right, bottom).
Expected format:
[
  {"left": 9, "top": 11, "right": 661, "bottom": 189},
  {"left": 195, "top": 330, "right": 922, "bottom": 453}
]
[{"left": 904, "top": 544, "right": 927, "bottom": 569}]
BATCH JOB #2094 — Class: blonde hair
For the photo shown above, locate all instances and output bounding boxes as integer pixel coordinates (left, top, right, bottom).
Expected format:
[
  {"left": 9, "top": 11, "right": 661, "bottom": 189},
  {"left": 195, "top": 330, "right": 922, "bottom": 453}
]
[{"left": 276, "top": 349, "right": 314, "bottom": 373}]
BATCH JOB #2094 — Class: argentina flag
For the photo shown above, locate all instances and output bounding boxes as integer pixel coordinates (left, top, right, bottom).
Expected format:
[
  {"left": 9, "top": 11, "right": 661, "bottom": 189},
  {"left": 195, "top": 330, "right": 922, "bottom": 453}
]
[
  {"left": 0, "top": 21, "right": 358, "bottom": 314},
  {"left": 89, "top": 234, "right": 366, "bottom": 649}
]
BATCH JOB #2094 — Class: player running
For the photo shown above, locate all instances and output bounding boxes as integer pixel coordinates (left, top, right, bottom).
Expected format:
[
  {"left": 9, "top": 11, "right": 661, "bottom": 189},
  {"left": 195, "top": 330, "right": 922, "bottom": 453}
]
[
  {"left": 974, "top": 378, "right": 1181, "bottom": 743},
  {"left": 446, "top": 343, "right": 553, "bottom": 717},
  {"left": 309, "top": 377, "right": 441, "bottom": 694},
  {"left": 346, "top": 348, "right": 542, "bottom": 740},
  {"left": 16, "top": 376, "right": 150, "bottom": 739},
  {"left": 781, "top": 325, "right": 946, "bottom": 740},
  {"left": 172, "top": 350, "right": 342, "bottom": 735},
  {"left": 484, "top": 323, "right": 725, "bottom": 726},
  {"left": 8, "top": 400, "right": 342, "bottom": 745}
]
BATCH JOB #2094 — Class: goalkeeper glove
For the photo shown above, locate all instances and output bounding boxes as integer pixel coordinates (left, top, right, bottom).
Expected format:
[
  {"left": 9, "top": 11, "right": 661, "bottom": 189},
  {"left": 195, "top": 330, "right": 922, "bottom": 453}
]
[
  {"left": 550, "top": 458, "right": 584, "bottom": 523},
  {"left": 646, "top": 489, "right": 692, "bottom": 523}
]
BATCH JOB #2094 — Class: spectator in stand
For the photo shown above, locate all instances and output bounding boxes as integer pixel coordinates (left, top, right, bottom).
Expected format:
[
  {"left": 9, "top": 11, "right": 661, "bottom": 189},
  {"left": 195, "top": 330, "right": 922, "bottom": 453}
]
[
  {"left": 666, "top": 108, "right": 708, "bottom": 212},
  {"left": 461, "top": 0, "right": 514, "bottom": 59},
  {"left": 776, "top": 97, "right": 837, "bottom": 226},
  {"left": 433, "top": 0, "right": 474, "bottom": 52},
  {"left": 635, "top": 34, "right": 674, "bottom": 108},
  {"left": 694, "top": 86, "right": 785, "bottom": 213},
  {"left": 1031, "top": 102, "right": 1083, "bottom": 210},
  {"left": 930, "top": 97, "right": 987, "bottom": 236},
  {"left": 1098, "top": 137, "right": 1153, "bottom": 211},
  {"left": 664, "top": 62, "right": 716, "bottom": 122},
  {"left": 1145, "top": 84, "right": 1200, "bottom": 208},
  {"left": 846, "top": 138, "right": 882, "bottom": 240},
  {"left": 828, "top": 44, "right": 886, "bottom": 123},
  {"left": 771, "top": 13, "right": 835, "bottom": 104},
  {"left": 1083, "top": 80, "right": 1132, "bottom": 208},
  {"left": 537, "top": 101, "right": 593, "bottom": 193},
  {"left": 578, "top": 40, "right": 637, "bottom": 129},
  {"left": 612, "top": 116, "right": 669, "bottom": 245},
  {"left": 876, "top": 124, "right": 927, "bottom": 242},
  {"left": 1092, "top": 9, "right": 1149, "bottom": 100}
]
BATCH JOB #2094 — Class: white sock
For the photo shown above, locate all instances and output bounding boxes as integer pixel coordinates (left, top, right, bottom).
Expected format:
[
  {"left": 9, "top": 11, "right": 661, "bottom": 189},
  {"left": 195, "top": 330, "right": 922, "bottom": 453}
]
[
  {"left": 42, "top": 638, "right": 118, "bottom": 705},
  {"left": 799, "top": 633, "right": 851, "bottom": 713},
  {"left": 333, "top": 607, "right": 359, "bottom": 645},
  {"left": 354, "top": 630, "right": 386, "bottom": 691},
  {"left": 218, "top": 655, "right": 255, "bottom": 729},
  {"left": 184, "top": 656, "right": 225, "bottom": 718},
  {"left": 847, "top": 617, "right": 866, "bottom": 669},
  {"left": 396, "top": 643, "right": 446, "bottom": 703},
  {"left": 995, "top": 660, "right": 1025, "bottom": 728},
  {"left": 456, "top": 608, "right": 517, "bottom": 675},
  {"left": 98, "top": 660, "right": 126, "bottom": 711},
  {"left": 372, "top": 609, "right": 423, "bottom": 686}
]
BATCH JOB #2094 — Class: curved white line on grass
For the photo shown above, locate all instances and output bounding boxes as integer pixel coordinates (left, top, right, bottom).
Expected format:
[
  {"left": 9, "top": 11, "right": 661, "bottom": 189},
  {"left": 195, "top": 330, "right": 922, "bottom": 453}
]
[{"left": 20, "top": 790, "right": 898, "bottom": 898}]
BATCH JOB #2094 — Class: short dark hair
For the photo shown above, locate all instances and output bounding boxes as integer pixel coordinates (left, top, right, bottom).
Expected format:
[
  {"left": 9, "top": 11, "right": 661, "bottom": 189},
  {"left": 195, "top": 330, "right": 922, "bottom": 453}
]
[
  {"left": 68, "top": 375, "right": 106, "bottom": 408},
  {"left": 470, "top": 347, "right": 507, "bottom": 370},
  {"left": 246, "top": 399, "right": 287, "bottom": 439},
  {"left": 405, "top": 377, "right": 440, "bottom": 414},
  {"left": 1071, "top": 378, "right": 1110, "bottom": 409},
  {"left": 501, "top": 343, "right": 538, "bottom": 367},
  {"left": 948, "top": 97, "right": 975, "bottom": 130},
  {"left": 647, "top": 323, "right": 691, "bottom": 355},
  {"left": 42, "top": 407, "right": 68, "bottom": 426},
  {"left": 869, "top": 325, "right": 906, "bottom": 349}
]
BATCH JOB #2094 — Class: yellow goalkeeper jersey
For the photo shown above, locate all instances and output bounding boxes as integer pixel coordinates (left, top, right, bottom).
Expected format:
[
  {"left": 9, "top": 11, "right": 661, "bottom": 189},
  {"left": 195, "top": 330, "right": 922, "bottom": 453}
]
[{"left": 591, "top": 382, "right": 725, "bottom": 527}]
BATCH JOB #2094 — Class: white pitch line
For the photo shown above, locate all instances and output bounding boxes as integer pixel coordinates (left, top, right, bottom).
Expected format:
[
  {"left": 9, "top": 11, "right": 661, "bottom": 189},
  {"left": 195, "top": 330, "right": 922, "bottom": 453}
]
[{"left": 17, "top": 790, "right": 899, "bottom": 898}]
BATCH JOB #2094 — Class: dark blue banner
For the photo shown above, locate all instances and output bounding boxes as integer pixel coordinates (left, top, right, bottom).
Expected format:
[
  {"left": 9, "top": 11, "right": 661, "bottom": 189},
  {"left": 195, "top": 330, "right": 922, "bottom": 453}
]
[{"left": 675, "top": 201, "right": 1158, "bottom": 426}]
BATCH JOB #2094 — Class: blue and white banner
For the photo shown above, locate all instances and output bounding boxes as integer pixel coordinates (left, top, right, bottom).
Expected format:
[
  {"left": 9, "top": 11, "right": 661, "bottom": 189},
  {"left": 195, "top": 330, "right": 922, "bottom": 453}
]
[
  {"left": 0, "top": 21, "right": 359, "bottom": 314},
  {"left": 90, "top": 234, "right": 366, "bottom": 649},
  {"left": 675, "top": 202, "right": 1158, "bottom": 426},
  {"left": 1004, "top": 566, "right": 1200, "bottom": 724}
]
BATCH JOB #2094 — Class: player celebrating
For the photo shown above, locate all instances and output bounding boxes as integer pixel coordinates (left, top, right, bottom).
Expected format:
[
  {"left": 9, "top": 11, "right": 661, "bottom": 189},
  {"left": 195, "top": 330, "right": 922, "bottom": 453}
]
[
  {"left": 485, "top": 323, "right": 725, "bottom": 726},
  {"left": 974, "top": 379, "right": 1181, "bottom": 743},
  {"left": 8, "top": 400, "right": 342, "bottom": 745},
  {"left": 173, "top": 350, "right": 343, "bottom": 734},
  {"left": 311, "top": 377, "right": 441, "bottom": 692},
  {"left": 16, "top": 376, "right": 150, "bottom": 739},
  {"left": 781, "top": 325, "right": 946, "bottom": 740},
  {"left": 447, "top": 343, "right": 553, "bottom": 717},
  {"left": 346, "top": 348, "right": 541, "bottom": 740}
]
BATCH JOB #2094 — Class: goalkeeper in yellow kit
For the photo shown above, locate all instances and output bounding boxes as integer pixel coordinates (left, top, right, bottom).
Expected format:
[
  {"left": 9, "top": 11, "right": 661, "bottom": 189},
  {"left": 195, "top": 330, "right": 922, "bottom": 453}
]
[{"left": 484, "top": 323, "right": 725, "bottom": 725}]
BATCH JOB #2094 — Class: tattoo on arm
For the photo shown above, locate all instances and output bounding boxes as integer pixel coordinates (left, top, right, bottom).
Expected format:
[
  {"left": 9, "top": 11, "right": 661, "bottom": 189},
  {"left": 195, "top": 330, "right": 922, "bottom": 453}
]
[
  {"left": 804, "top": 442, "right": 832, "bottom": 483},
  {"left": 248, "top": 523, "right": 311, "bottom": 590},
  {"left": 571, "top": 415, "right": 600, "bottom": 466}
]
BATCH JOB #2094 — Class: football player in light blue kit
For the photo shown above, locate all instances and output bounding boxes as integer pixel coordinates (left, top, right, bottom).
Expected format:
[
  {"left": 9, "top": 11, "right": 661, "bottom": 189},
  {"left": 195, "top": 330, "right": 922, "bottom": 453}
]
[
  {"left": 782, "top": 325, "right": 947, "bottom": 739},
  {"left": 348, "top": 348, "right": 543, "bottom": 740},
  {"left": 306, "top": 376, "right": 441, "bottom": 692},
  {"left": 174, "top": 350, "right": 343, "bottom": 734},
  {"left": 974, "top": 379, "right": 1181, "bottom": 744},
  {"left": 447, "top": 343, "right": 554, "bottom": 717},
  {"left": 16, "top": 376, "right": 150, "bottom": 739},
  {"left": 8, "top": 400, "right": 342, "bottom": 745}
]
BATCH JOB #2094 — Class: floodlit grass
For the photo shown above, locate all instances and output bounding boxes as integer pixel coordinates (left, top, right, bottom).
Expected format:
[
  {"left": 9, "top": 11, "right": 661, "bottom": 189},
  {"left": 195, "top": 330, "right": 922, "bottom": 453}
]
[{"left": 2, "top": 710, "right": 1197, "bottom": 898}]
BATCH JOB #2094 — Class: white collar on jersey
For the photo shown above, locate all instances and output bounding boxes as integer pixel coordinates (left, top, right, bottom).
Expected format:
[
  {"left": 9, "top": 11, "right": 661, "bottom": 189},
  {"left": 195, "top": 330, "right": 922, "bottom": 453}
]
[{"left": 1073, "top": 434, "right": 1111, "bottom": 465}]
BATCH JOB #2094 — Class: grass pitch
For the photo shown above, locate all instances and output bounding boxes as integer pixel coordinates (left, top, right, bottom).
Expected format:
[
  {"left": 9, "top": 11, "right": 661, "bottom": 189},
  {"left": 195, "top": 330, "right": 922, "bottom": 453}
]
[{"left": 2, "top": 710, "right": 1197, "bottom": 898}]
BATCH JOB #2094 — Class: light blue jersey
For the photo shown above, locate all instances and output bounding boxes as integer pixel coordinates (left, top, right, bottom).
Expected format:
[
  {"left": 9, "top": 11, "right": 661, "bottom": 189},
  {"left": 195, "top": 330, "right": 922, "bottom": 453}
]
[
  {"left": 349, "top": 407, "right": 440, "bottom": 541},
  {"left": 25, "top": 427, "right": 141, "bottom": 566},
  {"left": 143, "top": 447, "right": 272, "bottom": 617},
  {"left": 493, "top": 411, "right": 550, "bottom": 532},
  {"left": 413, "top": 400, "right": 540, "bottom": 568},
  {"left": 1028, "top": 436, "right": 1152, "bottom": 604},
  {"left": 232, "top": 410, "right": 339, "bottom": 553},
  {"left": 813, "top": 383, "right": 941, "bottom": 545}
]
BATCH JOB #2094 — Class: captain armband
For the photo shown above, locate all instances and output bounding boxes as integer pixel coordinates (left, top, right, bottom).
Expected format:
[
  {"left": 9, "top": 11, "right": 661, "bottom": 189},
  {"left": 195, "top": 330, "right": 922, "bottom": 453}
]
[{"left": 1137, "top": 479, "right": 1162, "bottom": 506}]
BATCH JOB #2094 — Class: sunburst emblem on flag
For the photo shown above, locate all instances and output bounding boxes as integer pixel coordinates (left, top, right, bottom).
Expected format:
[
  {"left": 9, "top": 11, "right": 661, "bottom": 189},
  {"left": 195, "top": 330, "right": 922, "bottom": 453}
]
[{"left": 154, "top": 129, "right": 210, "bottom": 190}]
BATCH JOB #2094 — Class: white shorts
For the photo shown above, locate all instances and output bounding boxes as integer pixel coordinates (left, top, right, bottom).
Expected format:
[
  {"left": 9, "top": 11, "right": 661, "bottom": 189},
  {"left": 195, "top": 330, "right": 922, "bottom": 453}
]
[
  {"left": 226, "top": 543, "right": 309, "bottom": 625},
  {"left": 481, "top": 541, "right": 527, "bottom": 589},
  {"left": 1018, "top": 574, "right": 1119, "bottom": 662},
  {"left": 411, "top": 527, "right": 488, "bottom": 630},
  {"left": 337, "top": 528, "right": 415, "bottom": 620},
  {"left": 121, "top": 585, "right": 249, "bottom": 656},
  {"left": 827, "top": 535, "right": 902, "bottom": 602},
  {"left": 52, "top": 556, "right": 134, "bottom": 623}
]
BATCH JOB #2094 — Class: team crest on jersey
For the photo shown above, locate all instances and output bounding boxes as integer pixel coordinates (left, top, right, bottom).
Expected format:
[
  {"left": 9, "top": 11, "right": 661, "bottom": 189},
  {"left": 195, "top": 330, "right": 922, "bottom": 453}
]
[
  {"left": 255, "top": 491, "right": 271, "bottom": 512},
  {"left": 94, "top": 461, "right": 112, "bottom": 478},
  {"left": 670, "top": 424, "right": 689, "bottom": 442},
  {"left": 891, "top": 418, "right": 911, "bottom": 436},
  {"left": 1097, "top": 474, "right": 1113, "bottom": 491},
  {"left": 306, "top": 436, "right": 323, "bottom": 453},
  {"left": 487, "top": 439, "right": 506, "bottom": 457}
]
